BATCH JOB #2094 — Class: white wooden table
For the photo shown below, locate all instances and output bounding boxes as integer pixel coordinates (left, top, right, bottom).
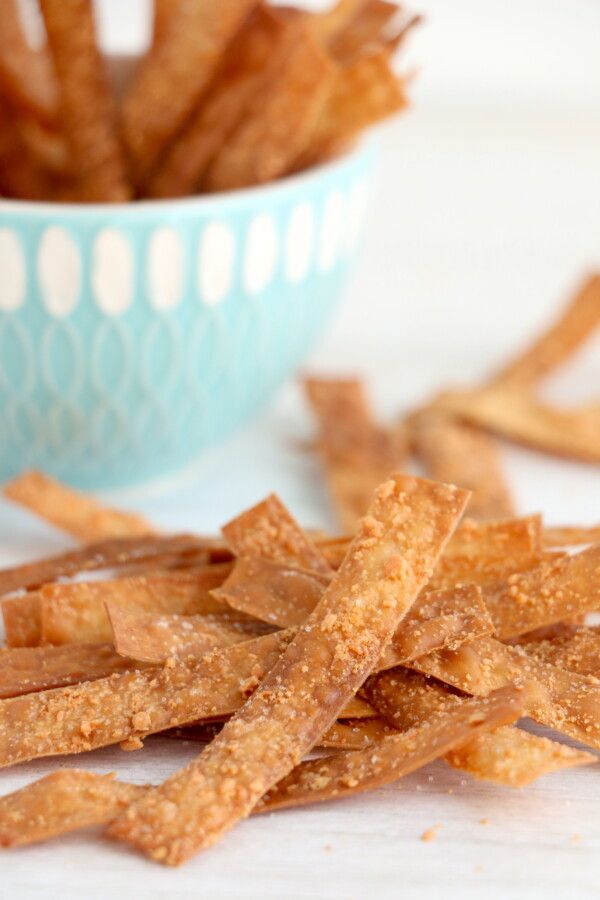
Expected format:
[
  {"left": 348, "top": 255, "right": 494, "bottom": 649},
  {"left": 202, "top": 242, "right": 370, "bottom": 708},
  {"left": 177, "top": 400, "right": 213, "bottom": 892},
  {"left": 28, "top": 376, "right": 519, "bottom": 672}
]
[{"left": 1, "top": 21, "right": 600, "bottom": 894}]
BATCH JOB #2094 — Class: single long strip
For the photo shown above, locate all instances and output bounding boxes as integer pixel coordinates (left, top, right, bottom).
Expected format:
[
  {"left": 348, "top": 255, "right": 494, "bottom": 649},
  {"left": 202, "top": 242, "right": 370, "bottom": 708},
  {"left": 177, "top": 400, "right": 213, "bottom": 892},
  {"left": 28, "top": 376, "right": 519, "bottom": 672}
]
[
  {"left": 0, "top": 0, "right": 59, "bottom": 125},
  {"left": 328, "top": 0, "right": 400, "bottom": 62},
  {"left": 0, "top": 643, "right": 146, "bottom": 699},
  {"left": 1, "top": 594, "right": 42, "bottom": 648},
  {"left": 106, "top": 606, "right": 264, "bottom": 664},
  {"left": 0, "top": 688, "right": 519, "bottom": 850},
  {"left": 414, "top": 636, "right": 600, "bottom": 751},
  {"left": 152, "top": 0, "right": 181, "bottom": 48},
  {"left": 40, "top": 0, "right": 130, "bottom": 201},
  {"left": 543, "top": 525, "right": 600, "bottom": 548},
  {"left": 0, "top": 533, "right": 207, "bottom": 598},
  {"left": 482, "top": 543, "right": 600, "bottom": 640},
  {"left": 205, "top": 25, "right": 335, "bottom": 191},
  {"left": 0, "top": 97, "right": 52, "bottom": 199},
  {"left": 409, "top": 408, "right": 514, "bottom": 521},
  {"left": 367, "top": 667, "right": 595, "bottom": 787},
  {"left": 491, "top": 273, "right": 600, "bottom": 389},
  {"left": 311, "top": 0, "right": 367, "bottom": 43},
  {"left": 222, "top": 493, "right": 331, "bottom": 575},
  {"left": 0, "top": 630, "right": 295, "bottom": 768},
  {"left": 122, "top": 0, "right": 259, "bottom": 182},
  {"left": 4, "top": 470, "right": 155, "bottom": 541},
  {"left": 216, "top": 558, "right": 492, "bottom": 664},
  {"left": 108, "top": 475, "right": 468, "bottom": 864},
  {"left": 40, "top": 566, "right": 231, "bottom": 645},
  {"left": 432, "top": 388, "right": 600, "bottom": 464},
  {"left": 304, "top": 377, "right": 406, "bottom": 532},
  {"left": 148, "top": 7, "right": 286, "bottom": 198},
  {"left": 519, "top": 627, "right": 600, "bottom": 678}
]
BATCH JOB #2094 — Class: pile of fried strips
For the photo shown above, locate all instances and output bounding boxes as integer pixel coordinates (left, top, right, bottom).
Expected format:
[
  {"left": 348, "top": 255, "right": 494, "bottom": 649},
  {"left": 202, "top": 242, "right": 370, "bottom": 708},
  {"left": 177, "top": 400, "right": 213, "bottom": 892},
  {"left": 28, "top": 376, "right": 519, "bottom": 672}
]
[{"left": 0, "top": 274, "right": 598, "bottom": 866}]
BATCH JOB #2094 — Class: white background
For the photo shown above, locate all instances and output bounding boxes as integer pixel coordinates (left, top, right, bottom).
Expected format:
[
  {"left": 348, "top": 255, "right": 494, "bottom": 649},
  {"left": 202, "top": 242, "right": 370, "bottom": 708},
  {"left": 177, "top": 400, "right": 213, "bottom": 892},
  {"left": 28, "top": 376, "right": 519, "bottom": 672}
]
[{"left": 2, "top": 2, "right": 600, "bottom": 898}]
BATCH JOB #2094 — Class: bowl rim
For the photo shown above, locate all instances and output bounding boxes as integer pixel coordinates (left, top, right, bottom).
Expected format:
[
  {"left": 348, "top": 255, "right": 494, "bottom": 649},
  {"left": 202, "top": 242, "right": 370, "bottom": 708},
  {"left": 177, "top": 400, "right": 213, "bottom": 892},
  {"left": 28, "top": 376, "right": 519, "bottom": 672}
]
[{"left": 0, "top": 138, "right": 373, "bottom": 219}]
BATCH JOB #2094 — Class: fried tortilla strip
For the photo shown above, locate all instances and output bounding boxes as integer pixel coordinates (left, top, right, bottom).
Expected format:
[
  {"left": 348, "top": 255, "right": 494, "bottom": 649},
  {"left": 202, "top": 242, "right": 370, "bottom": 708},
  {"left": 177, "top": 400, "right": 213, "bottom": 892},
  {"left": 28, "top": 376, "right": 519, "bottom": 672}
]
[
  {"left": 0, "top": 534, "right": 207, "bottom": 598},
  {"left": 317, "top": 717, "right": 397, "bottom": 749},
  {"left": 40, "top": 567, "right": 231, "bottom": 645},
  {"left": 432, "top": 388, "right": 600, "bottom": 464},
  {"left": 304, "top": 377, "right": 406, "bottom": 532},
  {"left": 0, "top": 771, "right": 147, "bottom": 848},
  {"left": 0, "top": 630, "right": 295, "bottom": 768},
  {"left": 152, "top": 0, "right": 181, "bottom": 48},
  {"left": 40, "top": 0, "right": 129, "bottom": 201},
  {"left": 447, "top": 515, "right": 542, "bottom": 557},
  {"left": 205, "top": 25, "right": 335, "bottom": 191},
  {"left": 367, "top": 667, "right": 594, "bottom": 787},
  {"left": 216, "top": 558, "right": 493, "bottom": 664},
  {"left": 301, "top": 47, "right": 407, "bottom": 166},
  {"left": 0, "top": 97, "right": 53, "bottom": 199},
  {"left": 108, "top": 475, "right": 468, "bottom": 864},
  {"left": 328, "top": 0, "right": 399, "bottom": 62},
  {"left": 414, "top": 636, "right": 600, "bottom": 751},
  {"left": 1, "top": 594, "right": 42, "bottom": 648},
  {"left": 4, "top": 470, "right": 155, "bottom": 541},
  {"left": 255, "top": 686, "right": 524, "bottom": 813},
  {"left": 483, "top": 544, "right": 600, "bottom": 640},
  {"left": 544, "top": 525, "right": 600, "bottom": 548},
  {"left": 15, "top": 116, "right": 70, "bottom": 176},
  {"left": 491, "top": 273, "right": 600, "bottom": 389},
  {"left": 409, "top": 408, "right": 514, "bottom": 521},
  {"left": 311, "top": 0, "right": 367, "bottom": 43},
  {"left": 0, "top": 0, "right": 59, "bottom": 125},
  {"left": 123, "top": 0, "right": 258, "bottom": 182},
  {"left": 149, "top": 7, "right": 287, "bottom": 198},
  {"left": 0, "top": 643, "right": 146, "bottom": 699},
  {"left": 430, "top": 551, "right": 556, "bottom": 593},
  {"left": 106, "top": 606, "right": 267, "bottom": 665},
  {"left": 0, "top": 690, "right": 518, "bottom": 849},
  {"left": 520, "top": 627, "right": 600, "bottom": 678},
  {"left": 223, "top": 493, "right": 331, "bottom": 575}
]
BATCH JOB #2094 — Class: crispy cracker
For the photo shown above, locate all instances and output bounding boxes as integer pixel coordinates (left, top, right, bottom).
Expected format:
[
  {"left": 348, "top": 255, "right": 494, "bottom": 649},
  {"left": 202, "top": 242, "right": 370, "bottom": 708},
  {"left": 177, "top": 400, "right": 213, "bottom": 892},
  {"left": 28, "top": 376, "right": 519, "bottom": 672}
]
[
  {"left": 40, "top": 0, "right": 129, "bottom": 201},
  {"left": 108, "top": 475, "right": 468, "bottom": 864},
  {"left": 491, "top": 273, "right": 600, "bottom": 389},
  {"left": 304, "top": 377, "right": 406, "bottom": 532},
  {"left": 4, "top": 471, "right": 155, "bottom": 541},
  {"left": 122, "top": 0, "right": 260, "bottom": 183},
  {"left": 409, "top": 407, "right": 514, "bottom": 521},
  {"left": 432, "top": 388, "right": 600, "bottom": 464},
  {"left": 40, "top": 567, "right": 231, "bottom": 645},
  {"left": 223, "top": 494, "right": 331, "bottom": 575}
]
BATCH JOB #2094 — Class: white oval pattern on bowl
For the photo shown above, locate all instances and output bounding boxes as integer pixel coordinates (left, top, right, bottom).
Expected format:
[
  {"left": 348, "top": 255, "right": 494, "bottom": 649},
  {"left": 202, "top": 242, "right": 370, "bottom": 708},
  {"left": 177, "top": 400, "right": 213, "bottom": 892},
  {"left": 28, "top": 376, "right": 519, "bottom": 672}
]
[
  {"left": 148, "top": 227, "right": 184, "bottom": 311},
  {"left": 0, "top": 229, "right": 26, "bottom": 312},
  {"left": 243, "top": 214, "right": 278, "bottom": 295},
  {"left": 38, "top": 226, "right": 81, "bottom": 317},
  {"left": 285, "top": 203, "right": 315, "bottom": 284},
  {"left": 319, "top": 190, "right": 345, "bottom": 273},
  {"left": 198, "top": 221, "right": 235, "bottom": 306},
  {"left": 92, "top": 228, "right": 134, "bottom": 316}
]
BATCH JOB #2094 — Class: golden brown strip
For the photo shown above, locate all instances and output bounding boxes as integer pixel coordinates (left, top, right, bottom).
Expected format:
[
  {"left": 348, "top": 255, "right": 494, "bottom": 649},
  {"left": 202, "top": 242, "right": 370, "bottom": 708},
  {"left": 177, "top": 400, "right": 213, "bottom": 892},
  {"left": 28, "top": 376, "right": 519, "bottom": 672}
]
[
  {"left": 367, "top": 667, "right": 594, "bottom": 787},
  {"left": 0, "top": 630, "right": 295, "bottom": 768},
  {"left": 409, "top": 408, "right": 514, "bottom": 521},
  {"left": 216, "top": 558, "right": 493, "bottom": 663},
  {"left": 0, "top": 97, "right": 53, "bottom": 199},
  {"left": 317, "top": 717, "right": 397, "bottom": 749},
  {"left": 544, "top": 525, "right": 600, "bottom": 547},
  {"left": 205, "top": 25, "right": 335, "bottom": 191},
  {"left": 491, "top": 273, "right": 600, "bottom": 389},
  {"left": 447, "top": 515, "right": 542, "bottom": 557},
  {"left": 432, "top": 388, "right": 600, "bottom": 464},
  {"left": 40, "top": 567, "right": 231, "bottom": 645},
  {"left": 108, "top": 475, "right": 469, "bottom": 864},
  {"left": 106, "top": 606, "right": 264, "bottom": 665},
  {"left": 414, "top": 635, "right": 600, "bottom": 751},
  {"left": 311, "top": 0, "right": 368, "bottom": 43},
  {"left": 519, "top": 627, "right": 600, "bottom": 678},
  {"left": 0, "top": 533, "right": 208, "bottom": 598},
  {"left": 0, "top": 771, "right": 147, "bottom": 848},
  {"left": 1, "top": 594, "right": 42, "bottom": 648},
  {"left": 148, "top": 7, "right": 287, "bottom": 198},
  {"left": 122, "top": 0, "right": 259, "bottom": 182},
  {"left": 328, "top": 0, "right": 399, "bottom": 62},
  {"left": 482, "top": 544, "right": 600, "bottom": 640},
  {"left": 40, "top": 0, "right": 129, "bottom": 201},
  {"left": 0, "top": 643, "right": 145, "bottom": 699},
  {"left": 222, "top": 493, "right": 331, "bottom": 575},
  {"left": 152, "top": 0, "right": 181, "bottom": 48},
  {"left": 4, "top": 471, "right": 155, "bottom": 541},
  {"left": 304, "top": 377, "right": 406, "bottom": 532},
  {"left": 14, "top": 116, "right": 70, "bottom": 176},
  {"left": 0, "top": 688, "right": 518, "bottom": 849},
  {"left": 255, "top": 686, "right": 524, "bottom": 813},
  {"left": 0, "top": 0, "right": 59, "bottom": 125}
]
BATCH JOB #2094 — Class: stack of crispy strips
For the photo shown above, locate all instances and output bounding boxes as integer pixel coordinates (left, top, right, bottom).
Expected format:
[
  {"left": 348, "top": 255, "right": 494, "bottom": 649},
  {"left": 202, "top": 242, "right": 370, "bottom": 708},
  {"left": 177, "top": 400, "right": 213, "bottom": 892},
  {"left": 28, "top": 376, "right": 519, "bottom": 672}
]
[
  {"left": 0, "top": 275, "right": 599, "bottom": 864},
  {"left": 0, "top": 0, "right": 417, "bottom": 202}
]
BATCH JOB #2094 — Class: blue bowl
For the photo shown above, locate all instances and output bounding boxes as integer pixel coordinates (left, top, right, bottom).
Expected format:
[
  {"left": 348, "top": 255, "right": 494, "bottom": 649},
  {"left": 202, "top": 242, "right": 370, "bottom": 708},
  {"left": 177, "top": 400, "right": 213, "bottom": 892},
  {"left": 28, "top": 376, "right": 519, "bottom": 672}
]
[{"left": 0, "top": 141, "right": 375, "bottom": 488}]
